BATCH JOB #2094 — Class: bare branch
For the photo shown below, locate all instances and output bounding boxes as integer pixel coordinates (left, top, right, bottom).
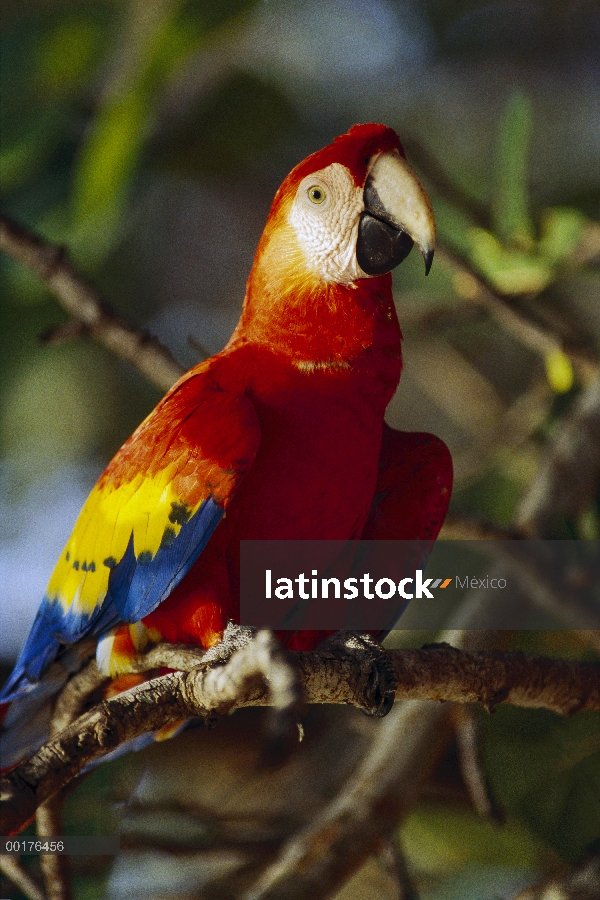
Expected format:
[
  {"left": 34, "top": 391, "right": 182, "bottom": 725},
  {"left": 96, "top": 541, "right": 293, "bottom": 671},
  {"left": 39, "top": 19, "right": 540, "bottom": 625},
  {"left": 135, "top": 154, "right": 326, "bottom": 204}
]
[
  {"left": 1, "top": 640, "right": 598, "bottom": 838},
  {"left": 518, "top": 376, "right": 600, "bottom": 536},
  {"left": 436, "top": 244, "right": 600, "bottom": 373},
  {"left": 34, "top": 654, "right": 105, "bottom": 900},
  {"left": 403, "top": 135, "right": 600, "bottom": 373},
  {"left": 0, "top": 632, "right": 301, "bottom": 836},
  {"left": 452, "top": 706, "right": 503, "bottom": 823},
  {"left": 0, "top": 855, "right": 47, "bottom": 900},
  {"left": 238, "top": 619, "right": 515, "bottom": 900},
  {"left": 49, "top": 658, "right": 107, "bottom": 736},
  {"left": 440, "top": 514, "right": 600, "bottom": 648},
  {"left": 379, "top": 840, "right": 418, "bottom": 900},
  {"left": 0, "top": 212, "right": 185, "bottom": 392},
  {"left": 515, "top": 843, "right": 600, "bottom": 899},
  {"left": 125, "top": 640, "right": 600, "bottom": 715},
  {"left": 36, "top": 802, "right": 72, "bottom": 900}
]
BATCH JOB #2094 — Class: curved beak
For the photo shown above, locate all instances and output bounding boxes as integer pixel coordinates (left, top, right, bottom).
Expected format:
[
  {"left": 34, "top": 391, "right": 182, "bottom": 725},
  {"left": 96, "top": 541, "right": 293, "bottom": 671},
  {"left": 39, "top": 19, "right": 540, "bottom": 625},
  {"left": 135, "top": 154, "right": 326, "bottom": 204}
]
[{"left": 356, "top": 150, "right": 436, "bottom": 277}]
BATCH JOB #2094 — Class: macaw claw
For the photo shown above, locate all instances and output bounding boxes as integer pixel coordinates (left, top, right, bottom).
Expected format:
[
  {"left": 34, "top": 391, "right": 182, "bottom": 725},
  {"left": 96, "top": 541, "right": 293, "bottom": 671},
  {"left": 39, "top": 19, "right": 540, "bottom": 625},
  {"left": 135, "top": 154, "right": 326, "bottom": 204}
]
[
  {"left": 198, "top": 621, "right": 258, "bottom": 669},
  {"left": 318, "top": 631, "right": 398, "bottom": 717},
  {"left": 200, "top": 623, "right": 304, "bottom": 767}
]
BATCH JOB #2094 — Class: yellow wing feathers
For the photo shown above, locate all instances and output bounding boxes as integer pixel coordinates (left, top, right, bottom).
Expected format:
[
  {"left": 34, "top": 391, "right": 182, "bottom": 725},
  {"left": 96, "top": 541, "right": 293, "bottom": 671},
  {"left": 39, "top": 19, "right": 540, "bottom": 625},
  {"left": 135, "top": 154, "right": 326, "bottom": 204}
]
[{"left": 46, "top": 462, "right": 205, "bottom": 616}]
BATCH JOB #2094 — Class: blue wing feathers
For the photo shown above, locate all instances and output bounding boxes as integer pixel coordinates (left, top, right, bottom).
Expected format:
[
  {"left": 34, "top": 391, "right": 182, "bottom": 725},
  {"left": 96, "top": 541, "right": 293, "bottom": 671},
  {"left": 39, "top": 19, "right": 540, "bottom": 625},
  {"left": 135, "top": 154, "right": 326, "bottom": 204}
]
[
  {"left": 114, "top": 497, "right": 223, "bottom": 621},
  {"left": 1, "top": 498, "right": 222, "bottom": 706}
]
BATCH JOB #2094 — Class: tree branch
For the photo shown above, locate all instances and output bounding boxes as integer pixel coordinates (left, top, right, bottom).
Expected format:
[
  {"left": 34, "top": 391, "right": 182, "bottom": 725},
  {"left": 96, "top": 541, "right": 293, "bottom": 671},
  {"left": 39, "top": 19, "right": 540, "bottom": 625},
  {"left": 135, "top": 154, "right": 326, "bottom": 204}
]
[
  {"left": 515, "top": 843, "right": 600, "bottom": 899},
  {"left": 238, "top": 617, "right": 515, "bottom": 900},
  {"left": 404, "top": 134, "right": 600, "bottom": 374},
  {"left": 379, "top": 840, "right": 418, "bottom": 900},
  {"left": 33, "top": 650, "right": 102, "bottom": 900},
  {"left": 440, "top": 513, "right": 600, "bottom": 650},
  {"left": 1, "top": 639, "right": 598, "bottom": 837},
  {"left": 436, "top": 244, "right": 600, "bottom": 373},
  {"left": 518, "top": 376, "right": 600, "bottom": 536},
  {"left": 452, "top": 705, "right": 503, "bottom": 823},
  {"left": 0, "top": 212, "right": 185, "bottom": 392},
  {"left": 0, "top": 855, "right": 47, "bottom": 900}
]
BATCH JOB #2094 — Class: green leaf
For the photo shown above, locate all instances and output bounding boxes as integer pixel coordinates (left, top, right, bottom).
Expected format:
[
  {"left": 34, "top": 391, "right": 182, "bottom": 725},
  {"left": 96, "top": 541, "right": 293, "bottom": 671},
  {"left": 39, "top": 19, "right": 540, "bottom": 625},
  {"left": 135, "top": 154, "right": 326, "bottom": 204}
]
[
  {"left": 402, "top": 801, "right": 547, "bottom": 878},
  {"left": 0, "top": 110, "right": 65, "bottom": 193},
  {"left": 468, "top": 227, "right": 553, "bottom": 294},
  {"left": 35, "top": 16, "right": 100, "bottom": 95},
  {"left": 71, "top": 90, "right": 148, "bottom": 223},
  {"left": 484, "top": 707, "right": 600, "bottom": 862},
  {"left": 67, "top": 1, "right": 187, "bottom": 264},
  {"left": 493, "top": 91, "right": 535, "bottom": 250},
  {"left": 538, "top": 207, "right": 587, "bottom": 263}
]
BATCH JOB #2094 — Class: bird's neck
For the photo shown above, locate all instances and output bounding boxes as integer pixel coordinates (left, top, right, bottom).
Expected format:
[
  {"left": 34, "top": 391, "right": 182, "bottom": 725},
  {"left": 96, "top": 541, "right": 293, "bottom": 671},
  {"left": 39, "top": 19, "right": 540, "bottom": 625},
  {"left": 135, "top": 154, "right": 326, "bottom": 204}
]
[{"left": 227, "top": 224, "right": 402, "bottom": 373}]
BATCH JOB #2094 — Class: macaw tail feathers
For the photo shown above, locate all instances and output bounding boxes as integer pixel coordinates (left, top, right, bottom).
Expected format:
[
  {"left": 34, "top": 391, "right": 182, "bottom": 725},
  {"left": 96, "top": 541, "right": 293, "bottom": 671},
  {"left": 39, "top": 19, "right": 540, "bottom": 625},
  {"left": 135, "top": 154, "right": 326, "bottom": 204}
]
[
  {"left": 0, "top": 640, "right": 95, "bottom": 771},
  {"left": 0, "top": 662, "right": 69, "bottom": 771}
]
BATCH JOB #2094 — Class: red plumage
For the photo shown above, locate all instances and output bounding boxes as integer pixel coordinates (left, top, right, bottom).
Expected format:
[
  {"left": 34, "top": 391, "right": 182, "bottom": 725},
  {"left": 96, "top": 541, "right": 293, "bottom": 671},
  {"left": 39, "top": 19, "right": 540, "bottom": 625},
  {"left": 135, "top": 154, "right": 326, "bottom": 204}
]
[
  {"left": 143, "top": 124, "right": 451, "bottom": 652},
  {"left": 0, "top": 125, "right": 451, "bottom": 773}
]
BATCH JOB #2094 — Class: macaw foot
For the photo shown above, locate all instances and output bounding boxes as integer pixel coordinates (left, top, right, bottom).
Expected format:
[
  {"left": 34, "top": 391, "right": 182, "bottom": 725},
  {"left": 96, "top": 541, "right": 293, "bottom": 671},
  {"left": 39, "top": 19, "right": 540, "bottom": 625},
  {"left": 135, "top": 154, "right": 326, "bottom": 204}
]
[
  {"left": 199, "top": 621, "right": 258, "bottom": 668},
  {"left": 318, "top": 631, "right": 397, "bottom": 717},
  {"left": 201, "top": 623, "right": 304, "bottom": 766}
]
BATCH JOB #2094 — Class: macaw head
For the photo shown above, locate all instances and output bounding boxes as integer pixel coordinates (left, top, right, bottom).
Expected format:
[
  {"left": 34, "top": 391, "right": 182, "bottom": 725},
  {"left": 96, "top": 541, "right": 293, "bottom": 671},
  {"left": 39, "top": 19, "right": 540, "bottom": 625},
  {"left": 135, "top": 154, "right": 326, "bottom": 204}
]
[
  {"left": 237, "top": 124, "right": 435, "bottom": 358},
  {"left": 279, "top": 123, "right": 435, "bottom": 283}
]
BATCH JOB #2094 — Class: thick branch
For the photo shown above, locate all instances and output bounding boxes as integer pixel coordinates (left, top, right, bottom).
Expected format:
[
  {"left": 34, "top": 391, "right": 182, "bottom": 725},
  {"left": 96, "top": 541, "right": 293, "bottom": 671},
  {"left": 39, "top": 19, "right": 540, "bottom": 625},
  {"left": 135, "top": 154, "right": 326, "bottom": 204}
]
[
  {"left": 0, "top": 212, "right": 184, "bottom": 392},
  {"left": 132, "top": 641, "right": 600, "bottom": 714},
  {"left": 1, "top": 642, "right": 598, "bottom": 837}
]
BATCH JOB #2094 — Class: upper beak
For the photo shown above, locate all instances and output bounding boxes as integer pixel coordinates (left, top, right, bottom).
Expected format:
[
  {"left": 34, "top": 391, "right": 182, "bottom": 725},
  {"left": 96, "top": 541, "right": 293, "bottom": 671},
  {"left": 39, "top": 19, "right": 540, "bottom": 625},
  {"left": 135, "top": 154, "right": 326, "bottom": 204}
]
[{"left": 356, "top": 150, "right": 436, "bottom": 277}]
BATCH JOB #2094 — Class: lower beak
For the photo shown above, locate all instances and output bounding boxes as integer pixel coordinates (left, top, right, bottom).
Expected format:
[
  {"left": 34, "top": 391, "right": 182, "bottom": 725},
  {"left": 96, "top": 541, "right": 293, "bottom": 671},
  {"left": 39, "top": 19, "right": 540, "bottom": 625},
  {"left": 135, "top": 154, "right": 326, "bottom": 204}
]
[{"left": 356, "top": 150, "right": 436, "bottom": 277}]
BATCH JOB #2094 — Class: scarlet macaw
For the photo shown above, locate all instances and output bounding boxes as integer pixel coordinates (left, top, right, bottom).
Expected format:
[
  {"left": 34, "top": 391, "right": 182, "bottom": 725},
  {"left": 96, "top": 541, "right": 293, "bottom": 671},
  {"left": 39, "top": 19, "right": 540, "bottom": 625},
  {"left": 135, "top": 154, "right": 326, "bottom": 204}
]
[{"left": 0, "top": 124, "right": 452, "bottom": 768}]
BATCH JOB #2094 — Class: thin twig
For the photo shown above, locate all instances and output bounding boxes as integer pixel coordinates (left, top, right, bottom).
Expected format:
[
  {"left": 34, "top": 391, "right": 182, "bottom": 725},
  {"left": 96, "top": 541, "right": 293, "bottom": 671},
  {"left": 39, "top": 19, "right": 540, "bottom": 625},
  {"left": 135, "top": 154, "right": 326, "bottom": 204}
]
[
  {"left": 405, "top": 136, "right": 600, "bottom": 372},
  {"left": 49, "top": 658, "right": 107, "bottom": 736},
  {"left": 452, "top": 706, "right": 503, "bottom": 824},
  {"left": 0, "top": 212, "right": 185, "bottom": 392},
  {"left": 440, "top": 513, "right": 600, "bottom": 648},
  {"left": 0, "top": 855, "right": 47, "bottom": 900},
  {"left": 436, "top": 244, "right": 600, "bottom": 373},
  {"left": 518, "top": 376, "right": 600, "bottom": 537},
  {"left": 34, "top": 658, "right": 106, "bottom": 900},
  {"left": 379, "top": 839, "right": 419, "bottom": 900},
  {"left": 36, "top": 803, "right": 72, "bottom": 900}
]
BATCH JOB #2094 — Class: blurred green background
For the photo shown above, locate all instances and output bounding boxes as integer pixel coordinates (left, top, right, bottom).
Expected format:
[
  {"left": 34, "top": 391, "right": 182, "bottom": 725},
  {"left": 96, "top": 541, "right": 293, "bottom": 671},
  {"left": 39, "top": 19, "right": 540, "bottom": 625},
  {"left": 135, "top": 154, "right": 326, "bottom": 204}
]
[{"left": 1, "top": 1, "right": 599, "bottom": 898}]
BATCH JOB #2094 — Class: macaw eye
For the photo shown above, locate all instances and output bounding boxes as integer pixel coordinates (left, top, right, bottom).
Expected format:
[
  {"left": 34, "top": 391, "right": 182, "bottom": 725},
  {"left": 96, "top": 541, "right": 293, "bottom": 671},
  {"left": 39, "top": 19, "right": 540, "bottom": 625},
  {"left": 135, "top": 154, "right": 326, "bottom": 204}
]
[{"left": 307, "top": 185, "right": 326, "bottom": 204}]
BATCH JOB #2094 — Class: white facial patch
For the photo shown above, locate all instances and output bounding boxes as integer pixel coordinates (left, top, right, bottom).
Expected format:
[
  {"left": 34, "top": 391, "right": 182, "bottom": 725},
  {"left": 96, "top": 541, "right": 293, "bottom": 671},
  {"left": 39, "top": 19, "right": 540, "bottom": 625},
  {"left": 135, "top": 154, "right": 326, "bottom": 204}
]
[{"left": 288, "top": 163, "right": 366, "bottom": 284}]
